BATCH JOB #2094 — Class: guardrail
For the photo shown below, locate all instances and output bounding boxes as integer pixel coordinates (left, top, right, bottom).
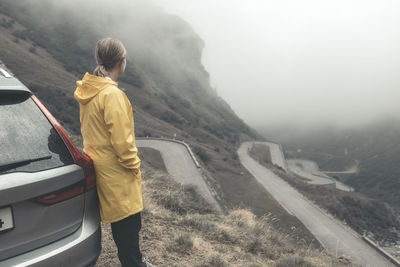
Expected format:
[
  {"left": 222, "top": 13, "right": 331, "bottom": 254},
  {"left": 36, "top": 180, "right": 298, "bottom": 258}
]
[
  {"left": 136, "top": 137, "right": 201, "bottom": 168},
  {"left": 362, "top": 236, "right": 400, "bottom": 266},
  {"left": 250, "top": 140, "right": 400, "bottom": 265}
]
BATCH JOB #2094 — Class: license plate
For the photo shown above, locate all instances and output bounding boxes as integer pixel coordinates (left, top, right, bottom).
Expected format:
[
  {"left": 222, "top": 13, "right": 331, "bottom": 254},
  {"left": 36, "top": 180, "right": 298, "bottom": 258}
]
[{"left": 0, "top": 206, "right": 14, "bottom": 233}]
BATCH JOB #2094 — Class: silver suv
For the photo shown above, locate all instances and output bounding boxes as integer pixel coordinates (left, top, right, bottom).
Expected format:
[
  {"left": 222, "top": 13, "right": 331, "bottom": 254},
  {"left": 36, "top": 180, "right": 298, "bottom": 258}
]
[{"left": 0, "top": 61, "right": 101, "bottom": 267}]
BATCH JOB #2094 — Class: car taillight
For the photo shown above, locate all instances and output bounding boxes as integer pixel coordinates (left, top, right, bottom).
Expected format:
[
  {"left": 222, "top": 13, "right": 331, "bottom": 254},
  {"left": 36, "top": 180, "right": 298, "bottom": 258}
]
[
  {"left": 31, "top": 95, "right": 96, "bottom": 204},
  {"left": 35, "top": 181, "right": 85, "bottom": 205}
]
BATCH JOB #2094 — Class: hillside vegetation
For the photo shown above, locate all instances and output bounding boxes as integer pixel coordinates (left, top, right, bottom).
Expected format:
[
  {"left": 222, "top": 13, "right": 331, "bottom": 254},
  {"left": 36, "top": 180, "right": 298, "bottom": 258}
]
[
  {"left": 0, "top": 0, "right": 327, "bottom": 246},
  {"left": 249, "top": 135, "right": 400, "bottom": 244},
  {"left": 263, "top": 120, "right": 400, "bottom": 211},
  {"left": 93, "top": 147, "right": 355, "bottom": 267},
  {"left": 0, "top": 0, "right": 258, "bottom": 145}
]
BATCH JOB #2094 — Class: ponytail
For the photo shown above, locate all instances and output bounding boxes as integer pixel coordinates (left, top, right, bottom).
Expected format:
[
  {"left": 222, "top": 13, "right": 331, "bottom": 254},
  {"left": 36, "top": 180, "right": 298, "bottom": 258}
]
[{"left": 93, "top": 64, "right": 109, "bottom": 77}]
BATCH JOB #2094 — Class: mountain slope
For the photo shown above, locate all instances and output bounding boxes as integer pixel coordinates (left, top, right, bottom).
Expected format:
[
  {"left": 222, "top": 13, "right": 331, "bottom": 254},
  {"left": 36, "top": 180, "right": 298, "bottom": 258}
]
[
  {"left": 95, "top": 147, "right": 354, "bottom": 266},
  {"left": 0, "top": 0, "right": 258, "bottom": 145},
  {"left": 259, "top": 120, "right": 400, "bottom": 211},
  {"left": 0, "top": 0, "right": 321, "bottom": 246}
]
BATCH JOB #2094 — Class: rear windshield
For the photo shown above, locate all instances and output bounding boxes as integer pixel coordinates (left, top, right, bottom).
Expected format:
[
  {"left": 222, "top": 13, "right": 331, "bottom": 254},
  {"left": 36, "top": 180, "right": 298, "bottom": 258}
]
[{"left": 0, "top": 92, "right": 73, "bottom": 174}]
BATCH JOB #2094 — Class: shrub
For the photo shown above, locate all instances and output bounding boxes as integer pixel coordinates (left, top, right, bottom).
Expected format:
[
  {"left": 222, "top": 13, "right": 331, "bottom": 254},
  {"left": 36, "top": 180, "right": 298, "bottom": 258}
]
[
  {"left": 245, "top": 238, "right": 264, "bottom": 254},
  {"left": 149, "top": 176, "right": 213, "bottom": 215},
  {"left": 12, "top": 29, "right": 28, "bottom": 40},
  {"left": 29, "top": 46, "right": 36, "bottom": 54},
  {"left": 227, "top": 209, "right": 256, "bottom": 228},
  {"left": 275, "top": 255, "right": 315, "bottom": 267},
  {"left": 195, "top": 253, "right": 227, "bottom": 267},
  {"left": 160, "top": 110, "right": 182, "bottom": 124},
  {"left": 231, "top": 153, "right": 238, "bottom": 160},
  {"left": 167, "top": 232, "right": 193, "bottom": 255},
  {"left": 205, "top": 225, "right": 236, "bottom": 244},
  {"left": 141, "top": 130, "right": 152, "bottom": 137},
  {"left": 1, "top": 17, "right": 14, "bottom": 28},
  {"left": 155, "top": 184, "right": 188, "bottom": 215},
  {"left": 193, "top": 146, "right": 210, "bottom": 163},
  {"left": 180, "top": 214, "right": 216, "bottom": 232}
]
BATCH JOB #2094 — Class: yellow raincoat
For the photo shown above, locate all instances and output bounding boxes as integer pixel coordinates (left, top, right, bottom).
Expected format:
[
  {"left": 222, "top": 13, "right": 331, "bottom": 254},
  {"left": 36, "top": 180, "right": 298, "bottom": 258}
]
[{"left": 74, "top": 72, "right": 143, "bottom": 223}]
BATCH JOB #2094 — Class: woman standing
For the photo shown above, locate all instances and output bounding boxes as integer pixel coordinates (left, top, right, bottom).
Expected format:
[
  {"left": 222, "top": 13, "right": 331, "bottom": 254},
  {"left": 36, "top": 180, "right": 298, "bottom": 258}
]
[{"left": 74, "top": 38, "right": 151, "bottom": 267}]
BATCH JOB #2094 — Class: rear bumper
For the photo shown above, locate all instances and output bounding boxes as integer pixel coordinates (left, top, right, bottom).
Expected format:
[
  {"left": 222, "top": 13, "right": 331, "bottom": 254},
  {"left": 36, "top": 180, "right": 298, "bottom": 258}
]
[{"left": 0, "top": 190, "right": 101, "bottom": 267}]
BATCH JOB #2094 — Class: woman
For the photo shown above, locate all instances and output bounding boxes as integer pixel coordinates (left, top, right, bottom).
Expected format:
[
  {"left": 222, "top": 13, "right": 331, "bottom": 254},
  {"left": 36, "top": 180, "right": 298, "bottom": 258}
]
[{"left": 74, "top": 38, "right": 151, "bottom": 267}]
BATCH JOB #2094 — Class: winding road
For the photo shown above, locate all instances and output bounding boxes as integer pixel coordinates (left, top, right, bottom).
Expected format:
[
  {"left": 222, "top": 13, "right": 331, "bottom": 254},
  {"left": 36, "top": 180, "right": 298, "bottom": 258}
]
[
  {"left": 238, "top": 141, "right": 394, "bottom": 267},
  {"left": 136, "top": 138, "right": 222, "bottom": 213},
  {"left": 323, "top": 162, "right": 359, "bottom": 174},
  {"left": 249, "top": 141, "right": 288, "bottom": 171},
  {"left": 136, "top": 138, "right": 394, "bottom": 266},
  {"left": 287, "top": 159, "right": 353, "bottom": 191}
]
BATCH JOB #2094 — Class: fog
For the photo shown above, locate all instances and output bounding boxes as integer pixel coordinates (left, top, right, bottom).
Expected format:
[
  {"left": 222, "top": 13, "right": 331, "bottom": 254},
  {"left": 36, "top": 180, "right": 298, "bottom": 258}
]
[
  {"left": 15, "top": 0, "right": 400, "bottom": 131},
  {"left": 154, "top": 0, "right": 400, "bottom": 130}
]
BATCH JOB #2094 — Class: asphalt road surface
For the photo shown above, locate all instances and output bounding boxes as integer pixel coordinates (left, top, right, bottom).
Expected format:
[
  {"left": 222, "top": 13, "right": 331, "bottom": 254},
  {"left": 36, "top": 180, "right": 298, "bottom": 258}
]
[
  {"left": 238, "top": 141, "right": 394, "bottom": 267},
  {"left": 136, "top": 139, "right": 222, "bottom": 213},
  {"left": 287, "top": 159, "right": 353, "bottom": 191},
  {"left": 323, "top": 162, "right": 359, "bottom": 174}
]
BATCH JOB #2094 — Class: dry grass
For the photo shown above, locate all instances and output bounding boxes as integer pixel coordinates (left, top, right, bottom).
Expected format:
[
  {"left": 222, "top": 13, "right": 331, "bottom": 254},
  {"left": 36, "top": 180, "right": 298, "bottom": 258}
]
[
  {"left": 1, "top": 11, "right": 320, "bottom": 251},
  {"left": 0, "top": 10, "right": 360, "bottom": 266},
  {"left": 95, "top": 159, "right": 357, "bottom": 267}
]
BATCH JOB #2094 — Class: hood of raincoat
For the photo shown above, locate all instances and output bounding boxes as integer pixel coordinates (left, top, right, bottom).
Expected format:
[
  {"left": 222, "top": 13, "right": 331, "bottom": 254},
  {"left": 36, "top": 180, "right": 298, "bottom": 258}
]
[{"left": 74, "top": 72, "right": 118, "bottom": 105}]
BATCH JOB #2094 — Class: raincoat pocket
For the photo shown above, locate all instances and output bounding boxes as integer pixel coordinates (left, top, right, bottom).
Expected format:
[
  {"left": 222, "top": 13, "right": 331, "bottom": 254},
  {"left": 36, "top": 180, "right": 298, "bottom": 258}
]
[{"left": 131, "top": 168, "right": 141, "bottom": 179}]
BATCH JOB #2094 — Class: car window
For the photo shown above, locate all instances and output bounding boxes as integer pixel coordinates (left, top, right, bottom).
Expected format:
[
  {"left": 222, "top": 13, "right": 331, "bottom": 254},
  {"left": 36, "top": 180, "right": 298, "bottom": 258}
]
[{"left": 0, "top": 92, "right": 73, "bottom": 174}]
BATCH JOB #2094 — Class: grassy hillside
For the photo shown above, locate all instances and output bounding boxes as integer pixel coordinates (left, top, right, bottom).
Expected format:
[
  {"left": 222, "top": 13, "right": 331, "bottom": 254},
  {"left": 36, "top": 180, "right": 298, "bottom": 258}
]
[
  {"left": 257, "top": 122, "right": 400, "bottom": 244},
  {"left": 0, "top": 0, "right": 258, "bottom": 145},
  {"left": 0, "top": 0, "right": 321, "bottom": 249},
  {"left": 264, "top": 120, "right": 400, "bottom": 210},
  {"left": 281, "top": 168, "right": 400, "bottom": 244},
  {"left": 93, "top": 147, "right": 355, "bottom": 267}
]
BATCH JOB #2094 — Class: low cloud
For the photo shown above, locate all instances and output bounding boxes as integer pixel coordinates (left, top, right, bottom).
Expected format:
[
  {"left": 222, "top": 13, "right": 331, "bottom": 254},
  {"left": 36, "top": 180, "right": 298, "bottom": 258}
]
[{"left": 154, "top": 0, "right": 400, "bottom": 130}]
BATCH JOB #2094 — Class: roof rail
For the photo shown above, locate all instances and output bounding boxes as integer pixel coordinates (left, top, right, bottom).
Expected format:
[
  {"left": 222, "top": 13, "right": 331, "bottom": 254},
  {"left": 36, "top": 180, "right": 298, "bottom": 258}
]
[{"left": 0, "top": 60, "right": 14, "bottom": 78}]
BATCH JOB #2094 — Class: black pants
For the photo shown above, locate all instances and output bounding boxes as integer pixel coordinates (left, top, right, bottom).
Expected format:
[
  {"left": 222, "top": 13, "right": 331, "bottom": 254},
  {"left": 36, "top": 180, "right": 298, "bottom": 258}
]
[{"left": 111, "top": 212, "right": 146, "bottom": 267}]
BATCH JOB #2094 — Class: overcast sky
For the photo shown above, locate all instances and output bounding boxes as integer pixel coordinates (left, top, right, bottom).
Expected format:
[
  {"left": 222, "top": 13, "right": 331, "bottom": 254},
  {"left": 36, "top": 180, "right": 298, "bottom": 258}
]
[{"left": 153, "top": 0, "right": 400, "bottom": 129}]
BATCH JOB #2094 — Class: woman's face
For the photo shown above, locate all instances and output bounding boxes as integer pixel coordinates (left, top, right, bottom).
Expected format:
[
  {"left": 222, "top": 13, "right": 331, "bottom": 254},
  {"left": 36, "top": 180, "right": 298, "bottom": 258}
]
[{"left": 118, "top": 56, "right": 126, "bottom": 77}]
